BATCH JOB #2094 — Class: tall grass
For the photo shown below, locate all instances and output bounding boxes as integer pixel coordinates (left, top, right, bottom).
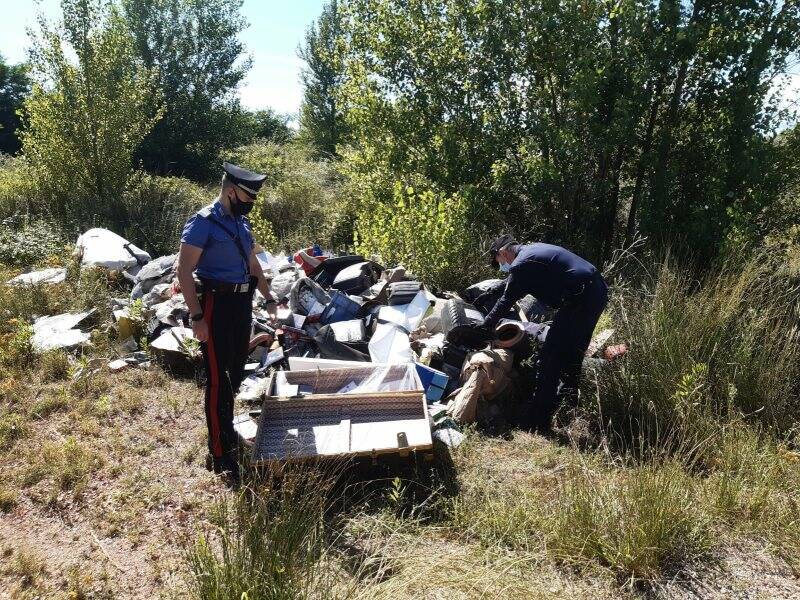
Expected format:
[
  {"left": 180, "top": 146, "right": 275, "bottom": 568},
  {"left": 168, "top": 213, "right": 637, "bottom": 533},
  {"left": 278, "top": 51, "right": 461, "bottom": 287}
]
[
  {"left": 594, "top": 253, "right": 800, "bottom": 457},
  {"left": 185, "top": 464, "right": 354, "bottom": 600}
]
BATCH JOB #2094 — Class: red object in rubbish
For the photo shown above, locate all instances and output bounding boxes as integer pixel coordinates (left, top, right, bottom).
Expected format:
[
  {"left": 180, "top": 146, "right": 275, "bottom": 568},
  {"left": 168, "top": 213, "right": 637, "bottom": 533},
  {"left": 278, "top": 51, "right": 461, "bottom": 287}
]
[
  {"left": 294, "top": 248, "right": 329, "bottom": 275},
  {"left": 603, "top": 343, "right": 628, "bottom": 360},
  {"left": 248, "top": 332, "right": 274, "bottom": 351}
]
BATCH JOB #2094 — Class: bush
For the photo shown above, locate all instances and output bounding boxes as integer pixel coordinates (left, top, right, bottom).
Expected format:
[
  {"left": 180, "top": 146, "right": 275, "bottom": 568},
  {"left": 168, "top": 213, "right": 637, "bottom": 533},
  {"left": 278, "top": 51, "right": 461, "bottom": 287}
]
[
  {"left": 354, "top": 181, "right": 486, "bottom": 291},
  {"left": 223, "top": 141, "right": 353, "bottom": 252},
  {"left": 593, "top": 254, "right": 800, "bottom": 457},
  {"left": 0, "top": 154, "right": 39, "bottom": 220},
  {"left": 0, "top": 216, "right": 68, "bottom": 269},
  {"left": 548, "top": 461, "right": 710, "bottom": 579},
  {"left": 121, "top": 173, "right": 208, "bottom": 256},
  {"left": 186, "top": 466, "right": 347, "bottom": 600}
]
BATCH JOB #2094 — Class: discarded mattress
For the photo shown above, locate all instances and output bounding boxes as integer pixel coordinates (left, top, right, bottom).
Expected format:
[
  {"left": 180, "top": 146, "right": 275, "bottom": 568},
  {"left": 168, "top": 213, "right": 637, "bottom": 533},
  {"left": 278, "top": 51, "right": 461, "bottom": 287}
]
[
  {"left": 32, "top": 310, "right": 93, "bottom": 351},
  {"left": 252, "top": 364, "right": 432, "bottom": 463},
  {"left": 75, "top": 228, "right": 151, "bottom": 271},
  {"left": 7, "top": 268, "right": 67, "bottom": 286}
]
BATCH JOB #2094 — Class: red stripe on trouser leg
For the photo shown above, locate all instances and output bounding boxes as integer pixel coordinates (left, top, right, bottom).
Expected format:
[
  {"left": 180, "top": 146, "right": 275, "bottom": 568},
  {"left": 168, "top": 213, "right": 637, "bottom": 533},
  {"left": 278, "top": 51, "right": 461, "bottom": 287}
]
[{"left": 204, "top": 292, "right": 223, "bottom": 458}]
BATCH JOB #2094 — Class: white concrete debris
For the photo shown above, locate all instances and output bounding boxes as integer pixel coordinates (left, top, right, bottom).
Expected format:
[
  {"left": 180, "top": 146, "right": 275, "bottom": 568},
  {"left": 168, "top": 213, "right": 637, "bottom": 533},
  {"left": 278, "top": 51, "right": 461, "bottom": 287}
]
[
  {"left": 7, "top": 268, "right": 67, "bottom": 286},
  {"left": 32, "top": 310, "right": 93, "bottom": 352},
  {"left": 75, "top": 228, "right": 151, "bottom": 271}
]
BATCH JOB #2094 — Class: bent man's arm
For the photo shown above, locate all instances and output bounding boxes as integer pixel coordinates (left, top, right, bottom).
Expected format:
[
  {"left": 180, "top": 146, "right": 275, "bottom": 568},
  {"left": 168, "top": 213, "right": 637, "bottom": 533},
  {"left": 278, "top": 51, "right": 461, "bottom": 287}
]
[
  {"left": 249, "top": 249, "right": 277, "bottom": 318},
  {"left": 177, "top": 243, "right": 204, "bottom": 318},
  {"left": 483, "top": 272, "right": 526, "bottom": 329}
]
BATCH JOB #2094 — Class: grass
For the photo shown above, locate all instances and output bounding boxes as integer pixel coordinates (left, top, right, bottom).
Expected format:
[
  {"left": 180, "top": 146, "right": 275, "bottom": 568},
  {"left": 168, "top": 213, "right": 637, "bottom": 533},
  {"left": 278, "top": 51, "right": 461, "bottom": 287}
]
[
  {"left": 185, "top": 464, "right": 351, "bottom": 600},
  {"left": 1, "top": 247, "right": 799, "bottom": 597}
]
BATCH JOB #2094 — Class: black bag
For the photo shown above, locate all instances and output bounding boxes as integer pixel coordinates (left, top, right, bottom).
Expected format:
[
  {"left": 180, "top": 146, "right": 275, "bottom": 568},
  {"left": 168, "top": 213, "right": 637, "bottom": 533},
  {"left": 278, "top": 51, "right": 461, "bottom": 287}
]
[
  {"left": 441, "top": 298, "right": 492, "bottom": 349},
  {"left": 310, "top": 255, "right": 367, "bottom": 288},
  {"left": 387, "top": 281, "right": 422, "bottom": 305},
  {"left": 314, "top": 324, "right": 370, "bottom": 362},
  {"left": 331, "top": 261, "right": 383, "bottom": 296},
  {"left": 464, "top": 279, "right": 507, "bottom": 315}
]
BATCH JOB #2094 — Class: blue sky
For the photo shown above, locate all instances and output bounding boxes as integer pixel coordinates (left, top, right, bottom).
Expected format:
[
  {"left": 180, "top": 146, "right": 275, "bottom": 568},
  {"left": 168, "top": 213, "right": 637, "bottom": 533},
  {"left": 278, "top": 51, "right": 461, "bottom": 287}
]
[{"left": 0, "top": 0, "right": 326, "bottom": 116}]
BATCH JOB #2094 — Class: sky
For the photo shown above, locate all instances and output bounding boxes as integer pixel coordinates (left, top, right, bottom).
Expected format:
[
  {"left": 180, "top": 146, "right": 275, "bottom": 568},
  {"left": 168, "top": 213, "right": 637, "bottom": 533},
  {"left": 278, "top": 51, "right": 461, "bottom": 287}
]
[
  {"left": 1, "top": 1, "right": 798, "bottom": 121},
  {"left": 0, "top": 0, "right": 327, "bottom": 116}
]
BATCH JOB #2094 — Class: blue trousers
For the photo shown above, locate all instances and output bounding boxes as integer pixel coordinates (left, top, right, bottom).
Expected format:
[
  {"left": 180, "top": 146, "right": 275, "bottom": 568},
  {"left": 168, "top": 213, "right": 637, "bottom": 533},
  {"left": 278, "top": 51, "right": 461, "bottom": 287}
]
[{"left": 531, "top": 273, "right": 608, "bottom": 426}]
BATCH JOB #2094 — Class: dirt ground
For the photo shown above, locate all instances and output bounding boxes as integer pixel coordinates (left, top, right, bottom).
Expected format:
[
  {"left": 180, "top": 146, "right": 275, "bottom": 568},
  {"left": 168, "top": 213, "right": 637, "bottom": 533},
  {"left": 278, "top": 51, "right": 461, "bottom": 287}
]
[{"left": 1, "top": 366, "right": 799, "bottom": 599}]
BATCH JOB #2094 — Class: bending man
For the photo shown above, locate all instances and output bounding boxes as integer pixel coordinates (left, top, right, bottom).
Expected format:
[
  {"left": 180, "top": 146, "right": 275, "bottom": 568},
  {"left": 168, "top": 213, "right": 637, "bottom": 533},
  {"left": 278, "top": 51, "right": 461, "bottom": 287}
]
[{"left": 483, "top": 235, "right": 608, "bottom": 429}]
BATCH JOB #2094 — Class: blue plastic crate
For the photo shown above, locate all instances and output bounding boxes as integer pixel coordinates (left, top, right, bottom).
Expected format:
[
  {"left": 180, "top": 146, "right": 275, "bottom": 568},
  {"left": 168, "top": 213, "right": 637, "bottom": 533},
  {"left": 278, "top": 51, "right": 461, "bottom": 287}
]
[
  {"left": 415, "top": 364, "right": 449, "bottom": 402},
  {"left": 319, "top": 291, "right": 361, "bottom": 325}
]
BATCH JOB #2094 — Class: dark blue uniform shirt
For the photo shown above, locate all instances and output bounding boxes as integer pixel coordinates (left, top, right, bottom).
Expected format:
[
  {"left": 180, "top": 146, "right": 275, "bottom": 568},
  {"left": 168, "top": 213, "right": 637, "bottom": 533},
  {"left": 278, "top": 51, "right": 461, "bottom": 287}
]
[
  {"left": 484, "top": 243, "right": 599, "bottom": 328},
  {"left": 181, "top": 200, "right": 255, "bottom": 284}
]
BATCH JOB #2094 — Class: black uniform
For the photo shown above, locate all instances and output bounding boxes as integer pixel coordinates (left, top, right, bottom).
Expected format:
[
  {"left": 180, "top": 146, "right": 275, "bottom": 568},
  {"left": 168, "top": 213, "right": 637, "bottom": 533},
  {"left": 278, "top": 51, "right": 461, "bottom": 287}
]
[{"left": 484, "top": 243, "right": 608, "bottom": 426}]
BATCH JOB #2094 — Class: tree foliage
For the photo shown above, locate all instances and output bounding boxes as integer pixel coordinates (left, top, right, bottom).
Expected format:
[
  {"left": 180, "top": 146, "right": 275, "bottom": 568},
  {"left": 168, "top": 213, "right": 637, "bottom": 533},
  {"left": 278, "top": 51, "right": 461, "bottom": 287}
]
[
  {"left": 299, "top": 0, "right": 349, "bottom": 157},
  {"left": 339, "top": 0, "right": 800, "bottom": 264},
  {"left": 122, "top": 0, "right": 251, "bottom": 179},
  {"left": 0, "top": 56, "right": 30, "bottom": 155},
  {"left": 22, "top": 0, "right": 162, "bottom": 227}
]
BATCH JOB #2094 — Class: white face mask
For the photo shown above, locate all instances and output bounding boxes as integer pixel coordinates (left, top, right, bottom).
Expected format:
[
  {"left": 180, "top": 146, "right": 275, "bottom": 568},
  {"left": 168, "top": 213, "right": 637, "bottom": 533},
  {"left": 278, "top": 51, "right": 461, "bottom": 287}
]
[{"left": 499, "top": 262, "right": 511, "bottom": 273}]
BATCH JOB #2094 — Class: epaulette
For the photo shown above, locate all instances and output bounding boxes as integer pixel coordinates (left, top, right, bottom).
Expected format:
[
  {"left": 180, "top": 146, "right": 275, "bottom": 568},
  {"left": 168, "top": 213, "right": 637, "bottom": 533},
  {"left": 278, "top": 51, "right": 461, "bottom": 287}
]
[{"left": 197, "top": 205, "right": 214, "bottom": 218}]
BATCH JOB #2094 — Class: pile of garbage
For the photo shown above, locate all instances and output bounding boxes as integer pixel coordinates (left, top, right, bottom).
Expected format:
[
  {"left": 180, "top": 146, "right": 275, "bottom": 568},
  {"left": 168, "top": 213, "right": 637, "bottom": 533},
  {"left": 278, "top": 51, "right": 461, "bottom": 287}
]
[{"left": 8, "top": 228, "right": 627, "bottom": 452}]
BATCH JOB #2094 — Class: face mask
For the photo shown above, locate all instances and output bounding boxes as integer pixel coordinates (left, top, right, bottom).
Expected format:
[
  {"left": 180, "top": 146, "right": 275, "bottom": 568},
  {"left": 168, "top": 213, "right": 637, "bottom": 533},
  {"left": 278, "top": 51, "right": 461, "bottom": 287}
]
[
  {"left": 231, "top": 191, "right": 254, "bottom": 217},
  {"left": 499, "top": 262, "right": 511, "bottom": 273}
]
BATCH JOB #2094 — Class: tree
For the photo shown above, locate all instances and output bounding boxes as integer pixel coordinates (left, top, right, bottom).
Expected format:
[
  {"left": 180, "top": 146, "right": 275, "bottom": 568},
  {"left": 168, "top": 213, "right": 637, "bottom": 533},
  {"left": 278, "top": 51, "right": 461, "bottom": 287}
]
[
  {"left": 249, "top": 108, "right": 294, "bottom": 144},
  {"left": 339, "top": 0, "right": 800, "bottom": 265},
  {"left": 122, "top": 0, "right": 251, "bottom": 179},
  {"left": 22, "top": 0, "right": 162, "bottom": 226},
  {"left": 299, "top": 0, "right": 348, "bottom": 157},
  {"left": 0, "top": 55, "right": 30, "bottom": 155}
]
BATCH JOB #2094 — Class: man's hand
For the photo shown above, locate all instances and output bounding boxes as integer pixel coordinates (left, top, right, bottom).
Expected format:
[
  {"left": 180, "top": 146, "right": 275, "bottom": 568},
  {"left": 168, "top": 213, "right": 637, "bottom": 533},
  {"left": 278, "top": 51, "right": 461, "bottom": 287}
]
[
  {"left": 265, "top": 303, "right": 278, "bottom": 321},
  {"left": 192, "top": 318, "right": 209, "bottom": 343}
]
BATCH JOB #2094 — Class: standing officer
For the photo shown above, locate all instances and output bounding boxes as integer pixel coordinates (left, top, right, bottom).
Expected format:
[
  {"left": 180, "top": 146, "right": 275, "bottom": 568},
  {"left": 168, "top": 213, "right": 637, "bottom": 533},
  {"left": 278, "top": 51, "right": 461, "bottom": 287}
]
[
  {"left": 176, "top": 162, "right": 277, "bottom": 481},
  {"left": 482, "top": 235, "right": 608, "bottom": 429}
]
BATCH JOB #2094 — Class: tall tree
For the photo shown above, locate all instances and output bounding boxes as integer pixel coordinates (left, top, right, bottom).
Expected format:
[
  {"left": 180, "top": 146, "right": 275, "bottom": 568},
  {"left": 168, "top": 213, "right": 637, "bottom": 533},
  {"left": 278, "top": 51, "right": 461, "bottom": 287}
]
[
  {"left": 339, "top": 0, "right": 800, "bottom": 264},
  {"left": 0, "top": 55, "right": 30, "bottom": 155},
  {"left": 22, "top": 0, "right": 162, "bottom": 226},
  {"left": 122, "top": 0, "right": 251, "bottom": 178},
  {"left": 299, "top": 0, "right": 348, "bottom": 157}
]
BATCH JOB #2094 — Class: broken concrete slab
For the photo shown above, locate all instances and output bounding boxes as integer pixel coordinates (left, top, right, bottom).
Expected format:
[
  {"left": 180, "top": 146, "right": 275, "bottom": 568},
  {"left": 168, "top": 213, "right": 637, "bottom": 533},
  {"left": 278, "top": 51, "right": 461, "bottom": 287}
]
[
  {"left": 130, "top": 254, "right": 177, "bottom": 299},
  {"left": 7, "top": 267, "right": 67, "bottom": 286},
  {"left": 31, "top": 310, "right": 94, "bottom": 352},
  {"left": 75, "top": 228, "right": 151, "bottom": 272}
]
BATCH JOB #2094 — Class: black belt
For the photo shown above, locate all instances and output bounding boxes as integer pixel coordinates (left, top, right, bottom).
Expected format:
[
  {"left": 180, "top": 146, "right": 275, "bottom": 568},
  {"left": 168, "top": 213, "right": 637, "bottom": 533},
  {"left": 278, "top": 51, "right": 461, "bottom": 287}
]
[{"left": 200, "top": 279, "right": 252, "bottom": 293}]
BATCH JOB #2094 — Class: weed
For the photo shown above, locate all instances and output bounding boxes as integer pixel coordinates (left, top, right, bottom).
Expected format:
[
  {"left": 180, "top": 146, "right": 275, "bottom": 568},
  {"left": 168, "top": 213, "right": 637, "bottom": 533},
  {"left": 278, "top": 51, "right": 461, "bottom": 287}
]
[
  {"left": 547, "top": 460, "right": 710, "bottom": 581},
  {"left": 0, "top": 485, "right": 18, "bottom": 512},
  {"left": 0, "top": 319, "right": 35, "bottom": 370},
  {"left": 29, "top": 387, "right": 71, "bottom": 418},
  {"left": 23, "top": 437, "right": 103, "bottom": 499},
  {"left": 0, "top": 409, "right": 27, "bottom": 450},
  {"left": 39, "top": 349, "right": 72, "bottom": 382},
  {"left": 7, "top": 545, "right": 46, "bottom": 589},
  {"left": 186, "top": 464, "right": 351, "bottom": 600}
]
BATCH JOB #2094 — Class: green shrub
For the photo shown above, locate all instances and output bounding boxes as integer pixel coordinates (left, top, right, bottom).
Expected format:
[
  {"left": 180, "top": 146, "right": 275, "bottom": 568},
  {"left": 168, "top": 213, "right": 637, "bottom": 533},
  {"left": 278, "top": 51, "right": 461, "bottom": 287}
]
[
  {"left": 121, "top": 173, "right": 208, "bottom": 257},
  {"left": 0, "top": 216, "right": 68, "bottom": 269},
  {"left": 354, "top": 181, "right": 485, "bottom": 291},
  {"left": 186, "top": 466, "right": 347, "bottom": 600},
  {"left": 0, "top": 154, "right": 39, "bottom": 220},
  {"left": 548, "top": 461, "right": 710, "bottom": 579},
  {"left": 0, "top": 320, "right": 34, "bottom": 370},
  {"left": 223, "top": 141, "right": 352, "bottom": 252},
  {"left": 593, "top": 254, "right": 800, "bottom": 457}
]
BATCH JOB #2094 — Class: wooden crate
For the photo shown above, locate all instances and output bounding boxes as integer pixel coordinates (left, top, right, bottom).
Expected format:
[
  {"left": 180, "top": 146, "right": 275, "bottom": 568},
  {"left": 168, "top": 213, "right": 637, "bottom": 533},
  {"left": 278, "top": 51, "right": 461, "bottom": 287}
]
[{"left": 252, "top": 365, "right": 432, "bottom": 464}]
